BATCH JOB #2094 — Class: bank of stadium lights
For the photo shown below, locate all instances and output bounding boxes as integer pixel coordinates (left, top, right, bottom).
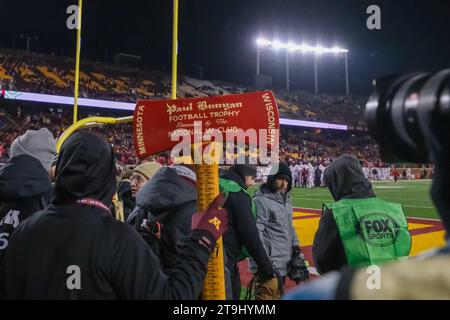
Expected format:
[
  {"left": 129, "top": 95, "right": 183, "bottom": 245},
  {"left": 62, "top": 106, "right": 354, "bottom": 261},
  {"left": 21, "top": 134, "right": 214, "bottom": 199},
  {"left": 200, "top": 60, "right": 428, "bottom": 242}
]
[
  {"left": 256, "top": 38, "right": 350, "bottom": 94},
  {"left": 256, "top": 38, "right": 348, "bottom": 54}
]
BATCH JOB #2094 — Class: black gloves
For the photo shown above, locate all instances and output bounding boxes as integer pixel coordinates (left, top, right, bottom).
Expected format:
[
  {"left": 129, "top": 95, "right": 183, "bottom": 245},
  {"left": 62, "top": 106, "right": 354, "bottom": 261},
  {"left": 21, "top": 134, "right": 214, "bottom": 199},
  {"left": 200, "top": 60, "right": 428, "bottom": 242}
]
[
  {"left": 288, "top": 246, "right": 310, "bottom": 284},
  {"left": 292, "top": 245, "right": 301, "bottom": 256},
  {"left": 257, "top": 265, "right": 277, "bottom": 282}
]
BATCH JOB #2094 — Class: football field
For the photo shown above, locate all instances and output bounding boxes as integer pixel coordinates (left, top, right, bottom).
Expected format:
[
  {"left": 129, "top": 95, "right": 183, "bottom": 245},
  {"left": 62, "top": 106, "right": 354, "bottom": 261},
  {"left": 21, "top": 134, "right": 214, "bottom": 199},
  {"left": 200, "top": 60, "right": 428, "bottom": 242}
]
[
  {"left": 283, "top": 180, "right": 438, "bottom": 219},
  {"left": 240, "top": 180, "right": 446, "bottom": 296}
]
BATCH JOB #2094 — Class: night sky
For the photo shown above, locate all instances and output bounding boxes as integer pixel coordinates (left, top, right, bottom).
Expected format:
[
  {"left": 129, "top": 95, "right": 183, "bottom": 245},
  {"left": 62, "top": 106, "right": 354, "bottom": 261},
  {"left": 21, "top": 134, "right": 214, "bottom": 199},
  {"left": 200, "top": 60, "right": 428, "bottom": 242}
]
[{"left": 2, "top": 0, "right": 450, "bottom": 94}]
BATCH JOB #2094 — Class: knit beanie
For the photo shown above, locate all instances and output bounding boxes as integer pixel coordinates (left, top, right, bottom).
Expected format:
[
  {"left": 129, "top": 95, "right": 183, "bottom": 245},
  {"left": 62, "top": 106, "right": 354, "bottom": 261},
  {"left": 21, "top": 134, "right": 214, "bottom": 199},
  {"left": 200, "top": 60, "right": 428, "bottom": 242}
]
[
  {"left": 132, "top": 161, "right": 162, "bottom": 181},
  {"left": 265, "top": 162, "right": 293, "bottom": 192},
  {"left": 10, "top": 128, "right": 56, "bottom": 172}
]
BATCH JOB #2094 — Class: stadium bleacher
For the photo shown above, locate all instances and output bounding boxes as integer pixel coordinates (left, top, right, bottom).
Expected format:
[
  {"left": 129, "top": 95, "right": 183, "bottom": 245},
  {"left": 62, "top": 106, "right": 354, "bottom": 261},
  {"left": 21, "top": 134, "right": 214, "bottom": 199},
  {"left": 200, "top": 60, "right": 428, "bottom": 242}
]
[
  {"left": 0, "top": 49, "right": 366, "bottom": 125},
  {"left": 0, "top": 48, "right": 377, "bottom": 167}
]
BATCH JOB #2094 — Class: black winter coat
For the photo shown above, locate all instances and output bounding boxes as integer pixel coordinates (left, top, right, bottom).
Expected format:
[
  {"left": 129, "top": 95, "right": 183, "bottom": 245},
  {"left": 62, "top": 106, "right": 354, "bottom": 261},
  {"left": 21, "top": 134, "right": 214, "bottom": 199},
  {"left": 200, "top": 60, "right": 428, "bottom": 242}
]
[
  {"left": 220, "top": 170, "right": 272, "bottom": 275},
  {"left": 0, "top": 132, "right": 210, "bottom": 299},
  {"left": 313, "top": 155, "right": 375, "bottom": 274},
  {"left": 0, "top": 204, "right": 210, "bottom": 299},
  {"left": 0, "top": 155, "right": 53, "bottom": 262},
  {"left": 117, "top": 180, "right": 135, "bottom": 221},
  {"left": 127, "top": 167, "right": 197, "bottom": 272}
]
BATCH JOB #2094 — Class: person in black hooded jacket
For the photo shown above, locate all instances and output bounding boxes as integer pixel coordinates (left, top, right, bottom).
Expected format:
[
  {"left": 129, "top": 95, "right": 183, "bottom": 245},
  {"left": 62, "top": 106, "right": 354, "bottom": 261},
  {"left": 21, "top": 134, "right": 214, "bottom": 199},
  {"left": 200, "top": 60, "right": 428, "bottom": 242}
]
[
  {"left": 127, "top": 164, "right": 197, "bottom": 272},
  {"left": 220, "top": 163, "right": 274, "bottom": 300},
  {"left": 312, "top": 154, "right": 413, "bottom": 275},
  {"left": 0, "top": 128, "right": 55, "bottom": 263},
  {"left": 116, "top": 167, "right": 135, "bottom": 221},
  {"left": 285, "top": 96, "right": 449, "bottom": 300},
  {"left": 312, "top": 154, "right": 377, "bottom": 274},
  {"left": 0, "top": 131, "right": 228, "bottom": 299}
]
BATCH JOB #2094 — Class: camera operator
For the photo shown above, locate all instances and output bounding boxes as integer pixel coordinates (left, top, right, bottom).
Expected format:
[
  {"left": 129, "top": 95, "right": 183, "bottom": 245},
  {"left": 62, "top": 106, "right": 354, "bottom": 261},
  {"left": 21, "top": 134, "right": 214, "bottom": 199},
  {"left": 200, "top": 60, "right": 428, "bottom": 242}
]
[
  {"left": 284, "top": 69, "right": 450, "bottom": 299},
  {"left": 312, "top": 154, "right": 411, "bottom": 275}
]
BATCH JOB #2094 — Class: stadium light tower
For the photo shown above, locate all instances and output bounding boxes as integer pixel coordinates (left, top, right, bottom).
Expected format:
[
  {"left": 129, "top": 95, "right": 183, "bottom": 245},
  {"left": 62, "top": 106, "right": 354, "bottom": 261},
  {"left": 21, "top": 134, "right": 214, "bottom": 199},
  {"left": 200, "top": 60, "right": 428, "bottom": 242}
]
[
  {"left": 256, "top": 38, "right": 349, "bottom": 94},
  {"left": 20, "top": 34, "right": 39, "bottom": 52}
]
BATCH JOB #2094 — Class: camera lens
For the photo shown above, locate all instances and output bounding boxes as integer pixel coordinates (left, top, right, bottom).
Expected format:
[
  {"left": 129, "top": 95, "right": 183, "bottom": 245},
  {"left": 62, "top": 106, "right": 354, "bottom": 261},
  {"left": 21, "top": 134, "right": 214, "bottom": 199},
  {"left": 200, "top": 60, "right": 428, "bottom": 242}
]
[
  {"left": 365, "top": 72, "right": 430, "bottom": 163},
  {"left": 365, "top": 69, "right": 450, "bottom": 163}
]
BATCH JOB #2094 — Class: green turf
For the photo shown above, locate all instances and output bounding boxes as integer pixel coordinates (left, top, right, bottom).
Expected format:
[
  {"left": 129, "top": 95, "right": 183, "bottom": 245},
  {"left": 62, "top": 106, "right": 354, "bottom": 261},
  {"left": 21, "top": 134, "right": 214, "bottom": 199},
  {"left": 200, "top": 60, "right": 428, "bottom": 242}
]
[{"left": 249, "top": 180, "right": 439, "bottom": 219}]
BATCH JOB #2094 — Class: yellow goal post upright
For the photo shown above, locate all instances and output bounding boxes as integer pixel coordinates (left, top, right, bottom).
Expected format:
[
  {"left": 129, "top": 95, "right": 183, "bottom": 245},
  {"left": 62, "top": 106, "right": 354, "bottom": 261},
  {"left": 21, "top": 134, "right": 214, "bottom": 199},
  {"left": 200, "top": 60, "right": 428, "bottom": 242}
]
[
  {"left": 73, "top": 0, "right": 83, "bottom": 124},
  {"left": 171, "top": 0, "right": 226, "bottom": 299},
  {"left": 59, "top": 0, "right": 226, "bottom": 298}
]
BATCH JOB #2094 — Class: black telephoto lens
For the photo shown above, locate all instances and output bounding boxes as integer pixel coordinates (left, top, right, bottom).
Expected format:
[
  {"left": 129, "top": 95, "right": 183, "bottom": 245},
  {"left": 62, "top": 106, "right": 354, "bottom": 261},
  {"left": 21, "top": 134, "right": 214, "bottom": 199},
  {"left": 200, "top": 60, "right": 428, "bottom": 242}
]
[{"left": 366, "top": 69, "right": 450, "bottom": 164}]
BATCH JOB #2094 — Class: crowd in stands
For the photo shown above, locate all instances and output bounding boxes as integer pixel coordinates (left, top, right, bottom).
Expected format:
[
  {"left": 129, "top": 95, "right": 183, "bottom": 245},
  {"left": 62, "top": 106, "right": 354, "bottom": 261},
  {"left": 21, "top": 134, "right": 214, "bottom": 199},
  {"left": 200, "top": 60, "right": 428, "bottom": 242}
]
[
  {"left": 0, "top": 106, "right": 69, "bottom": 161},
  {"left": 278, "top": 91, "right": 367, "bottom": 126},
  {"left": 0, "top": 49, "right": 172, "bottom": 102},
  {"left": 0, "top": 103, "right": 182, "bottom": 166},
  {"left": 280, "top": 127, "right": 383, "bottom": 167},
  {"left": 1, "top": 100, "right": 382, "bottom": 169},
  {"left": 1, "top": 49, "right": 366, "bottom": 126},
  {"left": 0, "top": 48, "right": 381, "bottom": 169}
]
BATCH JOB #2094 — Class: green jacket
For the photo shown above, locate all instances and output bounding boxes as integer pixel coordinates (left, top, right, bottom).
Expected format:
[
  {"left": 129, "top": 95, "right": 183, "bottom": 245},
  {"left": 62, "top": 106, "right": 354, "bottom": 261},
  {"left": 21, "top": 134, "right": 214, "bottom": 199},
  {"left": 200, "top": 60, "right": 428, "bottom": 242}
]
[
  {"left": 325, "top": 197, "right": 412, "bottom": 267},
  {"left": 219, "top": 178, "right": 255, "bottom": 260}
]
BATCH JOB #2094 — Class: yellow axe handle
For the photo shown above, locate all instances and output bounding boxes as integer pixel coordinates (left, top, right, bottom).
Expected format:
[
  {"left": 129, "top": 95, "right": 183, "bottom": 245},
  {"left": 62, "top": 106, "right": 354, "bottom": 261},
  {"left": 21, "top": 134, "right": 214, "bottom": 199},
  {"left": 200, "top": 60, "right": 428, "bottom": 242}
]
[{"left": 195, "top": 160, "right": 226, "bottom": 300}]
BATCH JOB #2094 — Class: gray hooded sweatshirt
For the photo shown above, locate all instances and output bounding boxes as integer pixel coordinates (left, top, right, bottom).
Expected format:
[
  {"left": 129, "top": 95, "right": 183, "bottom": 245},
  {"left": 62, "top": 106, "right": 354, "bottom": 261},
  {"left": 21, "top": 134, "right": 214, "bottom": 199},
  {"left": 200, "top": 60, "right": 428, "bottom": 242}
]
[{"left": 250, "top": 187, "right": 299, "bottom": 276}]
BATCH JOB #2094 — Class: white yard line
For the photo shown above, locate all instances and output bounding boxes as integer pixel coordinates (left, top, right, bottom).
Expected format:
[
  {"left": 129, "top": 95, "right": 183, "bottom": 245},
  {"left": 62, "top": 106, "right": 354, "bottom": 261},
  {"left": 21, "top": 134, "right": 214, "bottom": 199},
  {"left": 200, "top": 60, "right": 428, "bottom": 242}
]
[
  {"left": 402, "top": 204, "right": 436, "bottom": 209},
  {"left": 292, "top": 206, "right": 321, "bottom": 212},
  {"left": 406, "top": 216, "right": 441, "bottom": 222},
  {"left": 371, "top": 180, "right": 432, "bottom": 183},
  {"left": 373, "top": 186, "right": 405, "bottom": 189},
  {"left": 291, "top": 196, "right": 330, "bottom": 201}
]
